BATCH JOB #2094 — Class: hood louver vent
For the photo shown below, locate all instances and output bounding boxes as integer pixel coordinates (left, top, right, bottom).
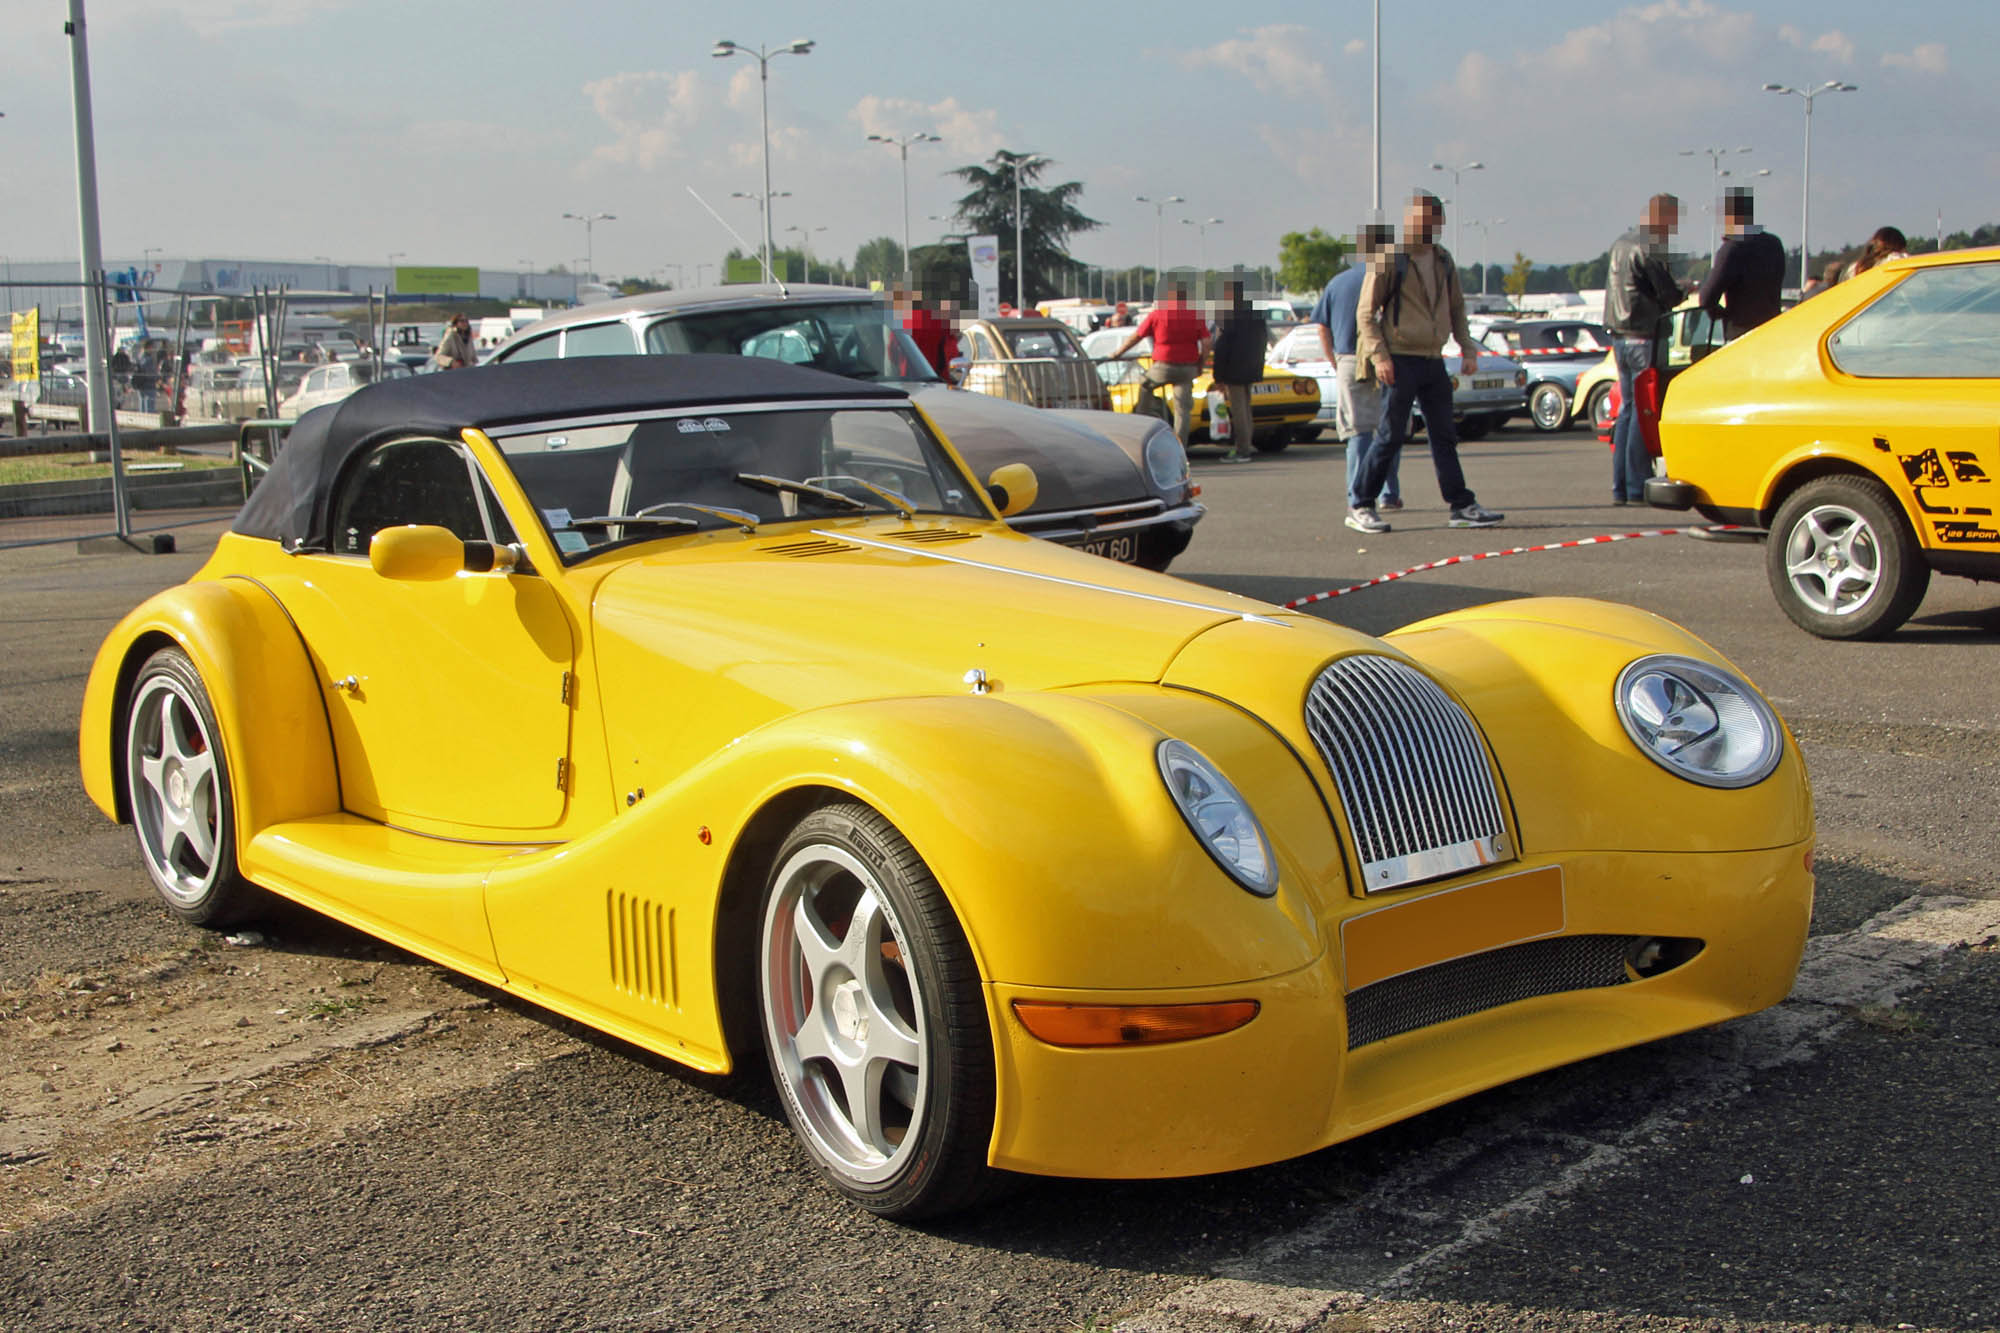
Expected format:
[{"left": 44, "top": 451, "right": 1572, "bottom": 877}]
[
  {"left": 886, "top": 528, "right": 980, "bottom": 546},
  {"left": 764, "top": 537, "right": 864, "bottom": 558}
]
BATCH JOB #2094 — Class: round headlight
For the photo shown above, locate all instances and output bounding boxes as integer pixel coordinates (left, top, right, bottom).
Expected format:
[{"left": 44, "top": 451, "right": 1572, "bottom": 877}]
[
  {"left": 1614, "top": 654, "right": 1782, "bottom": 789},
  {"left": 1515, "top": 369, "right": 1527, "bottom": 387},
  {"left": 1157, "top": 739, "right": 1277, "bottom": 895},
  {"left": 1292, "top": 377, "right": 1316, "bottom": 396},
  {"left": 1143, "top": 426, "right": 1187, "bottom": 491}
]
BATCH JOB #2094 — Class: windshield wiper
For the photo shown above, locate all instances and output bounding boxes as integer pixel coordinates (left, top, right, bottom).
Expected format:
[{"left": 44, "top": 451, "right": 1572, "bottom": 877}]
[
  {"left": 805, "top": 474, "right": 916, "bottom": 520},
  {"left": 566, "top": 514, "right": 699, "bottom": 531},
  {"left": 634, "top": 500, "right": 759, "bottom": 532},
  {"left": 734, "top": 473, "right": 867, "bottom": 511}
]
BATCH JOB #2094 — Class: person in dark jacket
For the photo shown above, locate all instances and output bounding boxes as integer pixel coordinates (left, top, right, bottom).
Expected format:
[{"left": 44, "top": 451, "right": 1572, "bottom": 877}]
[
  {"left": 1605, "top": 194, "right": 1683, "bottom": 505},
  {"left": 1208, "top": 281, "right": 1267, "bottom": 462},
  {"left": 1697, "top": 187, "right": 1786, "bottom": 340}
]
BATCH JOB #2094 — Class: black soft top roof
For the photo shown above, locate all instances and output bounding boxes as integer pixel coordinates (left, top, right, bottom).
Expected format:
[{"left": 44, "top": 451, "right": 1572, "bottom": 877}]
[{"left": 233, "top": 355, "right": 907, "bottom": 549}]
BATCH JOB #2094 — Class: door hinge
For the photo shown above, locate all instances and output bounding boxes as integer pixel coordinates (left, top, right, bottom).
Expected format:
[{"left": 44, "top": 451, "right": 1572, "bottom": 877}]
[
  {"left": 554, "top": 758, "right": 569, "bottom": 792},
  {"left": 560, "top": 671, "right": 574, "bottom": 706}
]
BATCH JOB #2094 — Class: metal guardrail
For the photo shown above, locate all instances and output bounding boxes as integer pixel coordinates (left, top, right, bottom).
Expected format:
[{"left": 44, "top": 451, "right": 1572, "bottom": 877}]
[
  {"left": 0, "top": 420, "right": 267, "bottom": 552},
  {"left": 957, "top": 356, "right": 1111, "bottom": 411}
]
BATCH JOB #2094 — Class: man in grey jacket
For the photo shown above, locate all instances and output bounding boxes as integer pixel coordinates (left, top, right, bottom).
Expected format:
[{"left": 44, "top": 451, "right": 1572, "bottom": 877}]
[{"left": 1605, "top": 194, "right": 1683, "bottom": 504}]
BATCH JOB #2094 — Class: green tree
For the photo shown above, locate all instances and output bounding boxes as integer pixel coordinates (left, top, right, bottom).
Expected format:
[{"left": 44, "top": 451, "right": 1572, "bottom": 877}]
[
  {"left": 1503, "top": 252, "right": 1534, "bottom": 300},
  {"left": 852, "top": 237, "right": 905, "bottom": 287},
  {"left": 1276, "top": 228, "right": 1349, "bottom": 294},
  {"left": 948, "top": 149, "right": 1100, "bottom": 305}
]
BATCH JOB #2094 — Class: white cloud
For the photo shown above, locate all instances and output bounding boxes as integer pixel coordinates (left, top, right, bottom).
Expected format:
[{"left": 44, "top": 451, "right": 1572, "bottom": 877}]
[
  {"left": 1179, "top": 24, "right": 1327, "bottom": 99},
  {"left": 1882, "top": 43, "right": 1948, "bottom": 74},
  {"left": 1343, "top": 38, "right": 1366, "bottom": 57},
  {"left": 582, "top": 70, "right": 704, "bottom": 170},
  {"left": 850, "top": 94, "right": 1005, "bottom": 161},
  {"left": 1778, "top": 23, "right": 1856, "bottom": 65},
  {"left": 99, "top": 0, "right": 352, "bottom": 29}
]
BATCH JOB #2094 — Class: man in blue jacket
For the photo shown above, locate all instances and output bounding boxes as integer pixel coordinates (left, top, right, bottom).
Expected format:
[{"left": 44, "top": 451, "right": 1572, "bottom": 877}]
[{"left": 1312, "top": 223, "right": 1399, "bottom": 515}]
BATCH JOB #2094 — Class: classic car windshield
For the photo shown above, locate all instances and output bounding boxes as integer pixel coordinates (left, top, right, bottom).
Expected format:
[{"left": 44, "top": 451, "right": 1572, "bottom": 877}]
[
  {"left": 641, "top": 301, "right": 942, "bottom": 384},
  {"left": 999, "top": 327, "right": 1085, "bottom": 360},
  {"left": 490, "top": 404, "right": 983, "bottom": 561}
]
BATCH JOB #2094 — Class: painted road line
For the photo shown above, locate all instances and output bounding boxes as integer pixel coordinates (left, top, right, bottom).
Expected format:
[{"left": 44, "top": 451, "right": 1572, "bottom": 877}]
[{"left": 1113, "top": 892, "right": 2000, "bottom": 1333}]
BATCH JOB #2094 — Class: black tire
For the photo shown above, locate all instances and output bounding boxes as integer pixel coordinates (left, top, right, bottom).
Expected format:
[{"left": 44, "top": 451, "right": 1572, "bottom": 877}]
[
  {"left": 122, "top": 648, "right": 263, "bottom": 927},
  {"left": 1585, "top": 382, "right": 1615, "bottom": 433},
  {"left": 1137, "top": 524, "right": 1193, "bottom": 572},
  {"left": 1456, "top": 413, "right": 1493, "bottom": 441},
  {"left": 1252, "top": 425, "right": 1293, "bottom": 454},
  {"left": 1765, "top": 475, "right": 1930, "bottom": 640},
  {"left": 757, "top": 802, "right": 996, "bottom": 1219},
  {"left": 1528, "top": 382, "right": 1571, "bottom": 433}
]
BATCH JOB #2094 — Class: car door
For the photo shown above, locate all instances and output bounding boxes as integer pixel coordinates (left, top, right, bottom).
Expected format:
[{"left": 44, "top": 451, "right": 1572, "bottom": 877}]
[
  {"left": 261, "top": 435, "right": 578, "bottom": 835},
  {"left": 1824, "top": 261, "right": 2000, "bottom": 550}
]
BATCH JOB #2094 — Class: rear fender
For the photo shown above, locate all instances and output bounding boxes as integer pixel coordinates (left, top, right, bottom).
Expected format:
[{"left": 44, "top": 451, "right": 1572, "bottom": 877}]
[{"left": 80, "top": 577, "right": 340, "bottom": 839}]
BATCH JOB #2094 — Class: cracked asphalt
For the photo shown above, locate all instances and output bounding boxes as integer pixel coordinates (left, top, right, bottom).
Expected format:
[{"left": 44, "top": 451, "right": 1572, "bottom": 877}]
[{"left": 2, "top": 427, "right": 1995, "bottom": 1332}]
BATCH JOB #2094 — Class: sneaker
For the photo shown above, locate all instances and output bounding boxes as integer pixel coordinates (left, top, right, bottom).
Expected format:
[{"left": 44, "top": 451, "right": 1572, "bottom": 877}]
[
  {"left": 1611, "top": 496, "right": 1631, "bottom": 507},
  {"left": 1379, "top": 497, "right": 1404, "bottom": 511},
  {"left": 1448, "top": 502, "right": 1504, "bottom": 528},
  {"left": 1345, "top": 506, "right": 1391, "bottom": 534}
]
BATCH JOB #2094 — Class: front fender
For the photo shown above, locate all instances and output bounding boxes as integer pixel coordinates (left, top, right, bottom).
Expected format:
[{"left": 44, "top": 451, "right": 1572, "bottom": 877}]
[
  {"left": 80, "top": 577, "right": 339, "bottom": 840},
  {"left": 1387, "top": 597, "right": 1812, "bottom": 856}
]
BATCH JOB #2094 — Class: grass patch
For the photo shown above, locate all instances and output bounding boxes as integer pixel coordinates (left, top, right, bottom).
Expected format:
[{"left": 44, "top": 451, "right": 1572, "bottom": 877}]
[{"left": 0, "top": 451, "right": 236, "bottom": 485}]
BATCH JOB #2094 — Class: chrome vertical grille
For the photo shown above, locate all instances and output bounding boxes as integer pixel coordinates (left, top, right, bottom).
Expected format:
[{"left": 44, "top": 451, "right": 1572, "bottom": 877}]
[{"left": 1304, "top": 655, "right": 1509, "bottom": 892}]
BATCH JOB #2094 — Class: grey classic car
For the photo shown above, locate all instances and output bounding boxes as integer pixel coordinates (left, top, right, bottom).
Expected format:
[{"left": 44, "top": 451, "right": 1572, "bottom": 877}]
[{"left": 488, "top": 286, "right": 1204, "bottom": 571}]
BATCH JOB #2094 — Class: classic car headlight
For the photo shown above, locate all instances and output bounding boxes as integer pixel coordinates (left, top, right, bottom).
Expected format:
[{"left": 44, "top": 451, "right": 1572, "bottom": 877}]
[
  {"left": 1157, "top": 739, "right": 1276, "bottom": 895},
  {"left": 1614, "top": 654, "right": 1782, "bottom": 789},
  {"left": 1143, "top": 426, "right": 1188, "bottom": 491}
]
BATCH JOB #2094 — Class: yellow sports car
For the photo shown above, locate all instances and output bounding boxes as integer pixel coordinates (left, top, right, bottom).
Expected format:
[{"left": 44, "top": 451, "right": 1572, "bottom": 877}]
[
  {"left": 82, "top": 355, "right": 1813, "bottom": 1220},
  {"left": 1079, "top": 327, "right": 1322, "bottom": 451},
  {"left": 1650, "top": 246, "right": 2000, "bottom": 638}
]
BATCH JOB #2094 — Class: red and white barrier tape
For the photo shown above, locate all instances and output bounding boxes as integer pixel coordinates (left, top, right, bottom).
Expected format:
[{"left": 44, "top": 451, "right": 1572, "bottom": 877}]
[{"left": 1282, "top": 524, "right": 1745, "bottom": 609}]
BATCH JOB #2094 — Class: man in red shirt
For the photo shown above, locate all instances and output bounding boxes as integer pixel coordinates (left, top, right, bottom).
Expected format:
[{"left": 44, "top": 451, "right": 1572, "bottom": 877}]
[
  {"left": 893, "top": 288, "right": 954, "bottom": 379},
  {"left": 1110, "top": 283, "right": 1210, "bottom": 445}
]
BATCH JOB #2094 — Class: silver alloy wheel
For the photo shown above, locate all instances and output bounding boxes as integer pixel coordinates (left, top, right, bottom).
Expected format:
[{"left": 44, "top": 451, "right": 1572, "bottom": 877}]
[
  {"left": 1782, "top": 502, "right": 1883, "bottom": 616},
  {"left": 760, "top": 843, "right": 927, "bottom": 1185},
  {"left": 1530, "top": 383, "right": 1568, "bottom": 431},
  {"left": 126, "top": 674, "right": 224, "bottom": 907}
]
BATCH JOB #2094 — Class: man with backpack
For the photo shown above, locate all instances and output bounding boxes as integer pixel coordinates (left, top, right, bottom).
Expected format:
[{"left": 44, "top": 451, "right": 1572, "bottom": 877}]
[{"left": 1348, "top": 191, "right": 1503, "bottom": 533}]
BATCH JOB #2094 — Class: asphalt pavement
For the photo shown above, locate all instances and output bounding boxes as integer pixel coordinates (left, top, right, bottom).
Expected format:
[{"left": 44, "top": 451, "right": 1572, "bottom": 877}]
[{"left": 1, "top": 424, "right": 1995, "bottom": 1332}]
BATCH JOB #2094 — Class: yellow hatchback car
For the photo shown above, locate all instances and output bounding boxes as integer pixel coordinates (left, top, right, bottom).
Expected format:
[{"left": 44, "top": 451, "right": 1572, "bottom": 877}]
[
  {"left": 1078, "top": 326, "right": 1322, "bottom": 452},
  {"left": 83, "top": 356, "right": 1812, "bottom": 1219},
  {"left": 1649, "top": 247, "right": 2000, "bottom": 638}
]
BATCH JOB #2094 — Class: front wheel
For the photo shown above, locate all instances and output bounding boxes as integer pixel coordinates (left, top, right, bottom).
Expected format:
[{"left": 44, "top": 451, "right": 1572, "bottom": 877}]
[
  {"left": 1766, "top": 476, "right": 1930, "bottom": 639},
  {"left": 1252, "top": 425, "right": 1293, "bottom": 454},
  {"left": 122, "top": 648, "right": 262, "bottom": 926},
  {"left": 1456, "top": 413, "right": 1493, "bottom": 441},
  {"left": 758, "top": 803, "right": 995, "bottom": 1219},
  {"left": 1528, "top": 382, "right": 1570, "bottom": 432}
]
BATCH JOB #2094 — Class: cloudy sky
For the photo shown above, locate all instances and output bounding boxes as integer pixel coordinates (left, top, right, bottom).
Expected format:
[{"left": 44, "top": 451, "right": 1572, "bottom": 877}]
[{"left": 1, "top": 0, "right": 1988, "bottom": 281}]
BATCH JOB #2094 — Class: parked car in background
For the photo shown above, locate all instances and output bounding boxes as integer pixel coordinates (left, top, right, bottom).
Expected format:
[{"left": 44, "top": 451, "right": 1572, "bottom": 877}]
[
  {"left": 952, "top": 316, "right": 1110, "bottom": 411},
  {"left": 1649, "top": 247, "right": 2000, "bottom": 639},
  {"left": 1267, "top": 324, "right": 1529, "bottom": 440},
  {"left": 1078, "top": 326, "right": 1322, "bottom": 452},
  {"left": 278, "top": 359, "right": 413, "bottom": 417},
  {"left": 82, "top": 355, "right": 1814, "bottom": 1220},
  {"left": 489, "top": 285, "right": 1203, "bottom": 570},
  {"left": 1479, "top": 319, "right": 1612, "bottom": 432}
]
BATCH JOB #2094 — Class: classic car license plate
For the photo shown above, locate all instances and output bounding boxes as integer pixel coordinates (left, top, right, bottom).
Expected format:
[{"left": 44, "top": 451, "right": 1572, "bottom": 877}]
[
  {"left": 1252, "top": 382, "right": 1282, "bottom": 395},
  {"left": 1472, "top": 377, "right": 1504, "bottom": 390},
  {"left": 1339, "top": 865, "right": 1565, "bottom": 992},
  {"left": 1080, "top": 533, "right": 1139, "bottom": 563}
]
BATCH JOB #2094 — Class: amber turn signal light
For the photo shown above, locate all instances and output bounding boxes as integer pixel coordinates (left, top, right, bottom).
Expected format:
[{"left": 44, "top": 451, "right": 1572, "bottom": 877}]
[{"left": 1011, "top": 999, "right": 1259, "bottom": 1048}]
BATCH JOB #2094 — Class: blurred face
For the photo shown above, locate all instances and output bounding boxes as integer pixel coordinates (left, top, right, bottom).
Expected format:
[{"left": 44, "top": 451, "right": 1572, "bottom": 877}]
[
  {"left": 1647, "top": 198, "right": 1680, "bottom": 234},
  {"left": 1404, "top": 197, "right": 1441, "bottom": 243}
]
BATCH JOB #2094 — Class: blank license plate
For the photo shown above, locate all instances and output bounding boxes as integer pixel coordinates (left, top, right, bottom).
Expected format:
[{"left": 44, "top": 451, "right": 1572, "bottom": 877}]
[
  {"left": 1252, "top": 382, "right": 1283, "bottom": 395},
  {"left": 1080, "top": 533, "right": 1139, "bottom": 563}
]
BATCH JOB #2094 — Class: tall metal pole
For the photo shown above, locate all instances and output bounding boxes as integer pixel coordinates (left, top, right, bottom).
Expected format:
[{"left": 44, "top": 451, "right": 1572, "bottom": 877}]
[
  {"left": 902, "top": 142, "right": 912, "bottom": 285},
  {"left": 1800, "top": 95, "right": 1813, "bottom": 291},
  {"left": 65, "top": 0, "right": 127, "bottom": 534},
  {"left": 1014, "top": 160, "right": 1023, "bottom": 310},
  {"left": 1371, "top": 0, "right": 1381, "bottom": 218},
  {"left": 758, "top": 58, "right": 774, "bottom": 282}
]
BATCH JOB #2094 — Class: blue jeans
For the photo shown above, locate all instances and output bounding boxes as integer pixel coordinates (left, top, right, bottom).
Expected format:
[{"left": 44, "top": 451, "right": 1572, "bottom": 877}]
[
  {"left": 1354, "top": 355, "right": 1475, "bottom": 511},
  {"left": 1611, "top": 337, "right": 1653, "bottom": 501},
  {"left": 1344, "top": 430, "right": 1401, "bottom": 509}
]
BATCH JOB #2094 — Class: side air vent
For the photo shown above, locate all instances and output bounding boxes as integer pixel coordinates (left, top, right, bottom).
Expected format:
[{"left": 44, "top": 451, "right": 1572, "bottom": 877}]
[
  {"left": 607, "top": 890, "right": 678, "bottom": 1007},
  {"left": 885, "top": 528, "right": 980, "bottom": 545},
  {"left": 764, "top": 537, "right": 863, "bottom": 558}
]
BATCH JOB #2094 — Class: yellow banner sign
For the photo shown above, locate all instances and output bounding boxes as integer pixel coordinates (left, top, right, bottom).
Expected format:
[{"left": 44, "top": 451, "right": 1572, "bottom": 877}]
[
  {"left": 393, "top": 265, "right": 481, "bottom": 295},
  {"left": 10, "top": 309, "right": 39, "bottom": 383}
]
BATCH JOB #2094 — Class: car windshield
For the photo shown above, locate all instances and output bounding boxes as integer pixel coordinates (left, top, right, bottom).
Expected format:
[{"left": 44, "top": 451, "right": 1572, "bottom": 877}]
[
  {"left": 642, "top": 300, "right": 942, "bottom": 384},
  {"left": 489, "top": 403, "right": 984, "bottom": 563},
  {"left": 998, "top": 327, "right": 1084, "bottom": 360}
]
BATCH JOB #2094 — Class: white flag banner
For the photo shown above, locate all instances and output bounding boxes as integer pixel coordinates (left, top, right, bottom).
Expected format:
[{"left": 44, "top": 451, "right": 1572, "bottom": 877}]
[{"left": 968, "top": 236, "right": 1001, "bottom": 319}]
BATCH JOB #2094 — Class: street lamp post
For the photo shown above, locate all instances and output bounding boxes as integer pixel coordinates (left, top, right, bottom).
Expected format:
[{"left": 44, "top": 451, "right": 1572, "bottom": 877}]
[
  {"left": 1429, "top": 161, "right": 1485, "bottom": 268},
  {"left": 731, "top": 192, "right": 791, "bottom": 279},
  {"left": 867, "top": 131, "right": 941, "bottom": 285},
  {"left": 561, "top": 211, "right": 615, "bottom": 283},
  {"left": 1135, "top": 194, "right": 1184, "bottom": 299},
  {"left": 386, "top": 251, "right": 405, "bottom": 296},
  {"left": 713, "top": 37, "right": 815, "bottom": 284},
  {"left": 1678, "top": 146, "right": 1751, "bottom": 256},
  {"left": 1764, "top": 80, "right": 1858, "bottom": 290},
  {"left": 695, "top": 262, "right": 715, "bottom": 286},
  {"left": 1180, "top": 217, "right": 1222, "bottom": 290},
  {"left": 1462, "top": 219, "right": 1505, "bottom": 296},
  {"left": 784, "top": 225, "right": 826, "bottom": 283}
]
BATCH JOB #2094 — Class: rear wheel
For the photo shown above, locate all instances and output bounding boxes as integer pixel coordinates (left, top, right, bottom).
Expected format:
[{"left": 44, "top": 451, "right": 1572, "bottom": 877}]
[
  {"left": 122, "top": 648, "right": 262, "bottom": 926},
  {"left": 1252, "top": 425, "right": 1293, "bottom": 454},
  {"left": 1766, "top": 476, "right": 1930, "bottom": 639},
  {"left": 1528, "top": 382, "right": 1571, "bottom": 432},
  {"left": 758, "top": 803, "right": 995, "bottom": 1219},
  {"left": 1456, "top": 413, "right": 1493, "bottom": 441},
  {"left": 1585, "top": 382, "right": 1615, "bottom": 433}
]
